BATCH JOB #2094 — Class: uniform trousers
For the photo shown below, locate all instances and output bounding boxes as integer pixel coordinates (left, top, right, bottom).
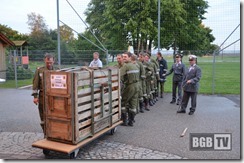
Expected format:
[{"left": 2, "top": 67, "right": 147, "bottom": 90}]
[
  {"left": 172, "top": 81, "right": 182, "bottom": 102},
  {"left": 121, "top": 82, "right": 139, "bottom": 114},
  {"left": 38, "top": 92, "right": 45, "bottom": 132},
  {"left": 180, "top": 91, "right": 197, "bottom": 112}
]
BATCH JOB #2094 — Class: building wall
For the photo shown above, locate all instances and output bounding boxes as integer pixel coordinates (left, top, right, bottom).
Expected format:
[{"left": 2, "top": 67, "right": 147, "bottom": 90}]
[{"left": 0, "top": 43, "right": 6, "bottom": 79}]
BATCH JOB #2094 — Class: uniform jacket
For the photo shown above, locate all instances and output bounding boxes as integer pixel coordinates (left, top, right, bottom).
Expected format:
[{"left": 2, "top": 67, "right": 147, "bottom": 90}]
[
  {"left": 157, "top": 58, "right": 168, "bottom": 80},
  {"left": 166, "top": 62, "right": 186, "bottom": 82},
  {"left": 182, "top": 64, "right": 202, "bottom": 92},
  {"left": 150, "top": 58, "right": 159, "bottom": 80},
  {"left": 142, "top": 61, "right": 154, "bottom": 81},
  {"left": 120, "top": 62, "right": 140, "bottom": 86},
  {"left": 136, "top": 61, "right": 146, "bottom": 81},
  {"left": 32, "top": 66, "right": 58, "bottom": 98}
]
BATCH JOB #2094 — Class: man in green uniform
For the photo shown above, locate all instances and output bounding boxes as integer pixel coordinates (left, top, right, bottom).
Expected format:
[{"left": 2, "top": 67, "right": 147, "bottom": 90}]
[
  {"left": 131, "top": 54, "right": 146, "bottom": 113},
  {"left": 138, "top": 52, "right": 153, "bottom": 111},
  {"left": 32, "top": 53, "right": 58, "bottom": 133},
  {"left": 144, "top": 53, "right": 156, "bottom": 106},
  {"left": 120, "top": 52, "right": 140, "bottom": 126},
  {"left": 149, "top": 53, "right": 160, "bottom": 104}
]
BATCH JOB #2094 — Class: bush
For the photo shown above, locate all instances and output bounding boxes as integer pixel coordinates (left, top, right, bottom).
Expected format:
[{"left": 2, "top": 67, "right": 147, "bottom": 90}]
[{"left": 6, "top": 66, "right": 33, "bottom": 80}]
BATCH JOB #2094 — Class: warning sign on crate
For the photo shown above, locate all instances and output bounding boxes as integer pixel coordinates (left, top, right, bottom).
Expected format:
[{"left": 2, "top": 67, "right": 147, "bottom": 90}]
[{"left": 51, "top": 75, "right": 67, "bottom": 89}]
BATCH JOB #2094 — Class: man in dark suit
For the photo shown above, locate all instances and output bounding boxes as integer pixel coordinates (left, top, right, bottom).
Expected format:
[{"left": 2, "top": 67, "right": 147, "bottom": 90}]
[{"left": 177, "top": 55, "right": 202, "bottom": 115}]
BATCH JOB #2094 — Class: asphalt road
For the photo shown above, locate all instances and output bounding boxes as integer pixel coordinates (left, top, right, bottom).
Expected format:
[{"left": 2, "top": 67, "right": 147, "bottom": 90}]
[{"left": 0, "top": 88, "right": 241, "bottom": 159}]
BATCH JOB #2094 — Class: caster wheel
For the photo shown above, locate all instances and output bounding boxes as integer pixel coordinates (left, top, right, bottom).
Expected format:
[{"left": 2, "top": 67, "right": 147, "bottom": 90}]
[
  {"left": 110, "top": 127, "right": 117, "bottom": 135},
  {"left": 43, "top": 149, "right": 50, "bottom": 155},
  {"left": 69, "top": 152, "right": 75, "bottom": 159}
]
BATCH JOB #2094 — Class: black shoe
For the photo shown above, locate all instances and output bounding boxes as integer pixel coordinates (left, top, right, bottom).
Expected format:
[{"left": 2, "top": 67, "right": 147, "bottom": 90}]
[
  {"left": 128, "top": 121, "right": 133, "bottom": 126},
  {"left": 170, "top": 100, "right": 176, "bottom": 104},
  {"left": 176, "top": 102, "right": 180, "bottom": 105},
  {"left": 145, "top": 108, "right": 150, "bottom": 111},
  {"left": 188, "top": 111, "right": 194, "bottom": 115},
  {"left": 152, "top": 99, "right": 155, "bottom": 105},
  {"left": 140, "top": 109, "right": 144, "bottom": 113},
  {"left": 177, "top": 110, "right": 186, "bottom": 113}
]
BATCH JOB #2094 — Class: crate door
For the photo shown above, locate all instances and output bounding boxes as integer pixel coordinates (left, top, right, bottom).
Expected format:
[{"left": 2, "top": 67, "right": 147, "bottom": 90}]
[{"left": 46, "top": 118, "right": 72, "bottom": 142}]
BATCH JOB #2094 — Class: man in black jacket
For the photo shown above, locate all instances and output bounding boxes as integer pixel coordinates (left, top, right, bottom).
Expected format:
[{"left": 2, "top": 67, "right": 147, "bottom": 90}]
[
  {"left": 177, "top": 55, "right": 202, "bottom": 115},
  {"left": 156, "top": 52, "right": 168, "bottom": 98}
]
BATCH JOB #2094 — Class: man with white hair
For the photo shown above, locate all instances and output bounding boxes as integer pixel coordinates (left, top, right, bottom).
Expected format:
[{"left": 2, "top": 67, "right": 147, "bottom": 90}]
[{"left": 177, "top": 54, "right": 202, "bottom": 115}]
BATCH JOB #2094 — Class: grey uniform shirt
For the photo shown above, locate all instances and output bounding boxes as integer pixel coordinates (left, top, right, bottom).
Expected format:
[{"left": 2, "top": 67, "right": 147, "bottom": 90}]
[{"left": 166, "top": 62, "right": 186, "bottom": 82}]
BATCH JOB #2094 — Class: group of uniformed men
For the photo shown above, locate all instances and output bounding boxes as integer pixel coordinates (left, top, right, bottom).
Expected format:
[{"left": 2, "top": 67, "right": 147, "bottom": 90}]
[
  {"left": 117, "top": 51, "right": 168, "bottom": 127},
  {"left": 117, "top": 51, "right": 202, "bottom": 127},
  {"left": 32, "top": 52, "right": 201, "bottom": 132}
]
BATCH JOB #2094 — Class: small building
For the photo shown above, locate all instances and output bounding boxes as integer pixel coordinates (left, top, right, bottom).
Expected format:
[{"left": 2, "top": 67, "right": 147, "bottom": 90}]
[
  {"left": 0, "top": 32, "right": 15, "bottom": 80},
  {"left": 12, "top": 40, "right": 29, "bottom": 68}
]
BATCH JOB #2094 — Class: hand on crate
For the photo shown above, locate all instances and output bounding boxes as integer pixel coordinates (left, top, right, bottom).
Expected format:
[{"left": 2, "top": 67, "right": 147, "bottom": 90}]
[{"left": 33, "top": 98, "right": 39, "bottom": 105}]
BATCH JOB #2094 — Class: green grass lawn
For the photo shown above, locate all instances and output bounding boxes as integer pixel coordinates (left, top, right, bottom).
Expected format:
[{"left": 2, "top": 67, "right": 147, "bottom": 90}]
[
  {"left": 0, "top": 78, "right": 33, "bottom": 88},
  {"left": 0, "top": 56, "right": 240, "bottom": 95},
  {"left": 164, "top": 61, "right": 240, "bottom": 95}
]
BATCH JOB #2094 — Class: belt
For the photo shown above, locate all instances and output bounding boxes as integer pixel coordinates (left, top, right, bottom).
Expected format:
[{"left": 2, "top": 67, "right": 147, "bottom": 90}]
[{"left": 125, "top": 80, "right": 138, "bottom": 86}]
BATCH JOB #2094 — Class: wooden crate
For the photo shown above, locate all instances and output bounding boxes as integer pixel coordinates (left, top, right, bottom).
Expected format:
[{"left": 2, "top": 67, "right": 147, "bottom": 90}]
[{"left": 43, "top": 66, "right": 121, "bottom": 144}]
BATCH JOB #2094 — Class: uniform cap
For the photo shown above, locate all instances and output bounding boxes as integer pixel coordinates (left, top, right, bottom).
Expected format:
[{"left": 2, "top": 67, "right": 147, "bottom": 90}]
[
  {"left": 175, "top": 54, "right": 182, "bottom": 58},
  {"left": 188, "top": 55, "right": 197, "bottom": 60}
]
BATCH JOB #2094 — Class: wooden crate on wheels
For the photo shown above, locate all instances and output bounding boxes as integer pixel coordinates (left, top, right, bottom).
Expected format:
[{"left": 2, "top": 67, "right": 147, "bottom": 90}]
[{"left": 32, "top": 66, "right": 122, "bottom": 158}]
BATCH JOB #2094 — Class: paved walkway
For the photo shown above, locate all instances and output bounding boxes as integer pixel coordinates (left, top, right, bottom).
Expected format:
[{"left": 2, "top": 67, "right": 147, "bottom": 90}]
[
  {"left": 0, "top": 89, "right": 240, "bottom": 160},
  {"left": 0, "top": 132, "right": 185, "bottom": 159}
]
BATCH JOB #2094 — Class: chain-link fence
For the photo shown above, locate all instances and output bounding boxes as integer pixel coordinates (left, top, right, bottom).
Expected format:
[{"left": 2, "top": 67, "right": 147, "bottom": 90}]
[{"left": 2, "top": 47, "right": 240, "bottom": 95}]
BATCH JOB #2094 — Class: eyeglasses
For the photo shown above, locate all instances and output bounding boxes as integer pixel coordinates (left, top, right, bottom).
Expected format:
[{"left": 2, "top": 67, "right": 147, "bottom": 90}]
[
  {"left": 189, "top": 59, "right": 194, "bottom": 61},
  {"left": 175, "top": 56, "right": 179, "bottom": 58}
]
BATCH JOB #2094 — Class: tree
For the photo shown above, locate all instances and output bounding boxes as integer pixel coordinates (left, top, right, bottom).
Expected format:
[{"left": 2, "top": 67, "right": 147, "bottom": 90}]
[
  {"left": 26, "top": 12, "right": 56, "bottom": 50},
  {"left": 60, "top": 24, "right": 74, "bottom": 43},
  {"left": 157, "top": 0, "right": 187, "bottom": 53},
  {"left": 27, "top": 12, "right": 48, "bottom": 35},
  {"left": 176, "top": 0, "right": 215, "bottom": 55},
  {"left": 84, "top": 0, "right": 215, "bottom": 56},
  {"left": 85, "top": 0, "right": 127, "bottom": 50},
  {"left": 0, "top": 24, "right": 28, "bottom": 41}
]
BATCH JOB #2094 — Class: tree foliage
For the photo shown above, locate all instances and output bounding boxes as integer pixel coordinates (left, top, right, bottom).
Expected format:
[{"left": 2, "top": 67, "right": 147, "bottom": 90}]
[
  {"left": 0, "top": 24, "right": 28, "bottom": 41},
  {"left": 85, "top": 0, "right": 215, "bottom": 56},
  {"left": 26, "top": 12, "right": 56, "bottom": 50}
]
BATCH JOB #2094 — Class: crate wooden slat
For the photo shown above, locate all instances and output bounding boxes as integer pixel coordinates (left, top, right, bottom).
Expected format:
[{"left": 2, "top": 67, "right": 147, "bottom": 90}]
[{"left": 44, "top": 66, "right": 121, "bottom": 144}]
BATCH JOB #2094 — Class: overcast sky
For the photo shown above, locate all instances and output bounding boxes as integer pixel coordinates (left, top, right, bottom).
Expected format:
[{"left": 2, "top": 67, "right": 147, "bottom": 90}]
[{"left": 0, "top": 0, "right": 241, "bottom": 50}]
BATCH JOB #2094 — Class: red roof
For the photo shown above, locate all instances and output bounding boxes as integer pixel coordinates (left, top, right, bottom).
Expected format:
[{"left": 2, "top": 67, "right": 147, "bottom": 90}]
[{"left": 0, "top": 32, "right": 15, "bottom": 46}]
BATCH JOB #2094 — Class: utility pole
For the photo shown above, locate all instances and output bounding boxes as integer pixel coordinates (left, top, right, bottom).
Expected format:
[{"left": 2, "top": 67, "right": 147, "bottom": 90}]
[
  {"left": 158, "top": 0, "right": 161, "bottom": 52},
  {"left": 57, "top": 0, "right": 61, "bottom": 68}
]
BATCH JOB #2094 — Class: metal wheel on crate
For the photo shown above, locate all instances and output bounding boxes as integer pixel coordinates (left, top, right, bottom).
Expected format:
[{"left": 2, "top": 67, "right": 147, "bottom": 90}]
[
  {"left": 43, "top": 149, "right": 50, "bottom": 155},
  {"left": 69, "top": 149, "right": 79, "bottom": 159},
  {"left": 110, "top": 127, "right": 118, "bottom": 135},
  {"left": 69, "top": 152, "right": 75, "bottom": 159}
]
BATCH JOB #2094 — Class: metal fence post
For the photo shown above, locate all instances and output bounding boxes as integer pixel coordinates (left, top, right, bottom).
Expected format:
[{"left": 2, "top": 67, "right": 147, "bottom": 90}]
[
  {"left": 13, "top": 50, "right": 18, "bottom": 88},
  {"left": 212, "top": 50, "right": 216, "bottom": 95},
  {"left": 106, "top": 50, "right": 109, "bottom": 65}
]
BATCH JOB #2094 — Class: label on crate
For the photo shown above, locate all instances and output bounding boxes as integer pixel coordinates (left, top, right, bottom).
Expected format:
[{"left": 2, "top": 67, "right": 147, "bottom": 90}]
[{"left": 51, "top": 74, "right": 67, "bottom": 89}]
